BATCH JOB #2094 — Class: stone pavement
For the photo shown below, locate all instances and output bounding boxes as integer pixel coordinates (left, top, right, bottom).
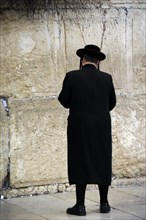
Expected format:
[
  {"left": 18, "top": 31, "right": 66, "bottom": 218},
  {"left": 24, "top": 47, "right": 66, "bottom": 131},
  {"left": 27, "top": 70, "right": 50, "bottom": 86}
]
[{"left": 0, "top": 185, "right": 145, "bottom": 220}]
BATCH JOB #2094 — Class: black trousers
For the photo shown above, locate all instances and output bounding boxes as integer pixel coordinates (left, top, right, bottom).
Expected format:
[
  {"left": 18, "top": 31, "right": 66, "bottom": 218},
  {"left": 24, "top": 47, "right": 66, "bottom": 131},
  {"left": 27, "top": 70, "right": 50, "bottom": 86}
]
[{"left": 76, "top": 184, "right": 109, "bottom": 206}]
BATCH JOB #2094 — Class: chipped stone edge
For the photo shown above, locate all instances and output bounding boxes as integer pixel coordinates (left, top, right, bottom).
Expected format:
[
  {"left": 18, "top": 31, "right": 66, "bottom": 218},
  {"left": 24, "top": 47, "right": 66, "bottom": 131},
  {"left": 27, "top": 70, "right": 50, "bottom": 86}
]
[{"left": 0, "top": 177, "right": 145, "bottom": 199}]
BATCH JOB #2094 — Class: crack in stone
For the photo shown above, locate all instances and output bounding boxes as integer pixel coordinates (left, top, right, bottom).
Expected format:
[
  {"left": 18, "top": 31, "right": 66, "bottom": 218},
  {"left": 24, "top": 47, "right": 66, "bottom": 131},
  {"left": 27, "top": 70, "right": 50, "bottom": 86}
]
[{"left": 100, "top": 9, "right": 107, "bottom": 49}]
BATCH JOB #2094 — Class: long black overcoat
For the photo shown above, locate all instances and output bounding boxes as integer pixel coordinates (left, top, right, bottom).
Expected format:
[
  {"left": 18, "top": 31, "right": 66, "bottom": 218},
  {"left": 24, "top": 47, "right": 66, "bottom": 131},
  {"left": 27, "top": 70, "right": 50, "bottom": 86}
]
[{"left": 58, "top": 64, "right": 116, "bottom": 185}]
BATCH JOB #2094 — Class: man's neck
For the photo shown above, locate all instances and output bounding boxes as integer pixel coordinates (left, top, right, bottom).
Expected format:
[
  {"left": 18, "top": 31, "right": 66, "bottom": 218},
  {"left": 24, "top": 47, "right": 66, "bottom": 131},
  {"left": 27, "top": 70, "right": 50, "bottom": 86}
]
[{"left": 82, "top": 61, "right": 97, "bottom": 68}]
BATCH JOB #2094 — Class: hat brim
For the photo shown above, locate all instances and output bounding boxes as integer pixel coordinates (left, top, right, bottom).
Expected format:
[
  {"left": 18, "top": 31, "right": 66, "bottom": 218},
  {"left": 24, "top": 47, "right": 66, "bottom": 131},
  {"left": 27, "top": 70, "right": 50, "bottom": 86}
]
[{"left": 76, "top": 48, "right": 106, "bottom": 61}]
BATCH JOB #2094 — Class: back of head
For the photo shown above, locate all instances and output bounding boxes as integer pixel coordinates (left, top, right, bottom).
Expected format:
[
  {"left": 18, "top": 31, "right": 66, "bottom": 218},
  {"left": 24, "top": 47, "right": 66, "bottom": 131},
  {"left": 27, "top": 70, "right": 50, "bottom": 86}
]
[{"left": 83, "top": 54, "right": 99, "bottom": 64}]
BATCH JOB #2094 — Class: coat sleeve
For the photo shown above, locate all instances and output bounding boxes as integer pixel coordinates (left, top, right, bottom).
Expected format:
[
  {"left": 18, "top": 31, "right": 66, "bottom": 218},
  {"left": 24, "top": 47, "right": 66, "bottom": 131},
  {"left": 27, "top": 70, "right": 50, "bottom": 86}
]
[
  {"left": 109, "top": 76, "right": 116, "bottom": 111},
  {"left": 58, "top": 73, "right": 72, "bottom": 109}
]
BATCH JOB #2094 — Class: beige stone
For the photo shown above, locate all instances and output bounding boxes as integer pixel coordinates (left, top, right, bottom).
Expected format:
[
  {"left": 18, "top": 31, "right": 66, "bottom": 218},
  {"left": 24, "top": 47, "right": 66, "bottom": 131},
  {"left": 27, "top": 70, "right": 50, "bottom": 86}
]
[
  {"left": 0, "top": 178, "right": 145, "bottom": 198},
  {"left": 112, "top": 94, "right": 145, "bottom": 177},
  {"left": 9, "top": 98, "right": 68, "bottom": 188}
]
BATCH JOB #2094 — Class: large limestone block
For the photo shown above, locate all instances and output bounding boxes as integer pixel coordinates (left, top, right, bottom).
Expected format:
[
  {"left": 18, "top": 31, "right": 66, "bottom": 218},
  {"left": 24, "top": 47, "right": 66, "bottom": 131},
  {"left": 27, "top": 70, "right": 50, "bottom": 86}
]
[
  {"left": 9, "top": 98, "right": 68, "bottom": 188},
  {"left": 0, "top": 12, "right": 67, "bottom": 98},
  {"left": 112, "top": 94, "right": 145, "bottom": 177}
]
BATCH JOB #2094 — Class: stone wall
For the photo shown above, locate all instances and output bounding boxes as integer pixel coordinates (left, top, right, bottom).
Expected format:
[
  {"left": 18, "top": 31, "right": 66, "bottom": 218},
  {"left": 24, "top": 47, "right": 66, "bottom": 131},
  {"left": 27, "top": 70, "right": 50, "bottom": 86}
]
[{"left": 0, "top": 0, "right": 145, "bottom": 191}]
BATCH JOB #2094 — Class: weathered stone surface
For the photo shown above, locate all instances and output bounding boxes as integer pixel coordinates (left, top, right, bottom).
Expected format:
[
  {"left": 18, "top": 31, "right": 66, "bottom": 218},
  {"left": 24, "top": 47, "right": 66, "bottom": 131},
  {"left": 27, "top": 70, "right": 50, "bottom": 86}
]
[
  {"left": 0, "top": 178, "right": 145, "bottom": 199},
  {"left": 9, "top": 98, "right": 68, "bottom": 188},
  {"left": 112, "top": 94, "right": 145, "bottom": 177},
  {"left": 0, "top": 1, "right": 145, "bottom": 191}
]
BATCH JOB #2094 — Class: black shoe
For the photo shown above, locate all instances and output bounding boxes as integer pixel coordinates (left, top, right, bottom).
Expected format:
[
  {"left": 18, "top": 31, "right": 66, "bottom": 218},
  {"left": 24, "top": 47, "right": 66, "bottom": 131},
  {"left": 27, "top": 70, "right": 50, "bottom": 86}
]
[
  {"left": 100, "top": 203, "right": 111, "bottom": 213},
  {"left": 66, "top": 205, "right": 86, "bottom": 216}
]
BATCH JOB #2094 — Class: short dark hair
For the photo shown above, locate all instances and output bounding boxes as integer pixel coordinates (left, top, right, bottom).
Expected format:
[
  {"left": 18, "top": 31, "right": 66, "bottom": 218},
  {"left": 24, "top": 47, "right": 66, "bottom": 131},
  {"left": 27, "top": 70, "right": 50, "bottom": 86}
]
[{"left": 84, "top": 54, "right": 99, "bottom": 63}]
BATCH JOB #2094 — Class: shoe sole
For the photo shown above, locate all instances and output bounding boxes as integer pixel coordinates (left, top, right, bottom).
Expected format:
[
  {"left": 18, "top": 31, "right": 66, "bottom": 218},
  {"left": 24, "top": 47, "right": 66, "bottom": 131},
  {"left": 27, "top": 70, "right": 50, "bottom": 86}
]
[{"left": 66, "top": 211, "right": 86, "bottom": 216}]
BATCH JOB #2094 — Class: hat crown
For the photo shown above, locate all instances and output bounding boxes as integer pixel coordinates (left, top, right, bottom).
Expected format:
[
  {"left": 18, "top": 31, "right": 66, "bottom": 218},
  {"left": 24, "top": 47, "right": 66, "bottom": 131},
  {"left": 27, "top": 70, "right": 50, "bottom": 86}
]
[{"left": 84, "top": 45, "right": 100, "bottom": 52}]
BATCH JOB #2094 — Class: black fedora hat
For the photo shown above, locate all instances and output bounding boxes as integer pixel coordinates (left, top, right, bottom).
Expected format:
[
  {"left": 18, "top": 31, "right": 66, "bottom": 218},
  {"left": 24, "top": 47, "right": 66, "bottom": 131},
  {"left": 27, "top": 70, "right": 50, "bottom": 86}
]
[{"left": 76, "top": 44, "right": 106, "bottom": 61}]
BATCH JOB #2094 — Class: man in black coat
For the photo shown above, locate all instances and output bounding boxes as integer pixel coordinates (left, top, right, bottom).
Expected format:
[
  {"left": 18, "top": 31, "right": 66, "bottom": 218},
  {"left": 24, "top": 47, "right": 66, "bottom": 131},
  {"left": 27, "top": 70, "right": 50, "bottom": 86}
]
[{"left": 58, "top": 45, "right": 116, "bottom": 216}]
